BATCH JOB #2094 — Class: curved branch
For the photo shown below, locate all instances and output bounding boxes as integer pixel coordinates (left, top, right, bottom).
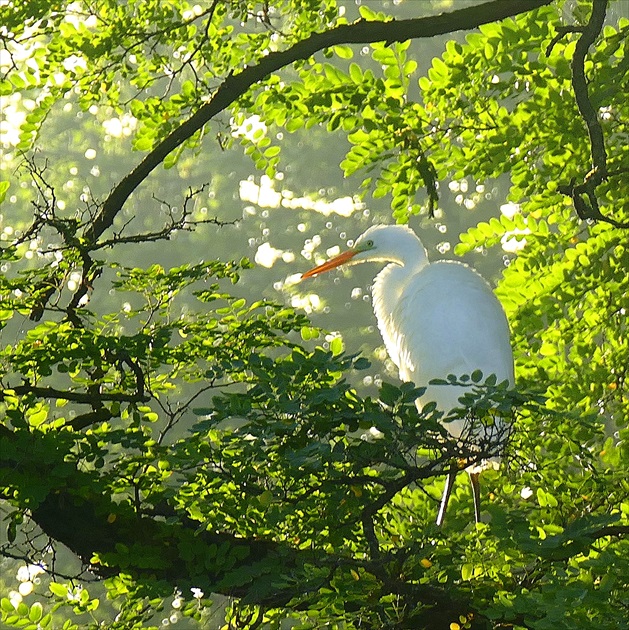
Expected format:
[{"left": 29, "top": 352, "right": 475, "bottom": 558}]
[
  {"left": 83, "top": 0, "right": 552, "bottom": 244},
  {"left": 558, "top": 1, "right": 629, "bottom": 228},
  {"left": 0, "top": 425, "right": 475, "bottom": 623},
  {"left": 571, "top": 0, "right": 608, "bottom": 179},
  {"left": 560, "top": 0, "right": 629, "bottom": 228}
]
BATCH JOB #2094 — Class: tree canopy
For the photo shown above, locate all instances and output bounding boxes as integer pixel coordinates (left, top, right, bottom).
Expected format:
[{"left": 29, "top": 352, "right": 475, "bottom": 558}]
[{"left": 1, "top": 0, "right": 628, "bottom": 628}]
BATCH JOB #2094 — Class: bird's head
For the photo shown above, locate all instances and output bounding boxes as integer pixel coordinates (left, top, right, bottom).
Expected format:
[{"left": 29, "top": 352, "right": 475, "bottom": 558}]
[{"left": 301, "top": 224, "right": 425, "bottom": 279}]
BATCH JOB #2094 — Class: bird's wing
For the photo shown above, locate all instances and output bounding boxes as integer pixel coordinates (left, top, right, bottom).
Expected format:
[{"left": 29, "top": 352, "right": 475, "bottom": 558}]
[{"left": 391, "top": 261, "right": 514, "bottom": 425}]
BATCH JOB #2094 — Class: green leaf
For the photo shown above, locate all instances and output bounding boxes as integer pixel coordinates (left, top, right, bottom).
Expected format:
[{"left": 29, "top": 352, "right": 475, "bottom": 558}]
[
  {"left": 333, "top": 45, "right": 353, "bottom": 59},
  {"left": 28, "top": 602, "right": 43, "bottom": 623},
  {"left": 49, "top": 583, "right": 68, "bottom": 598},
  {"left": 461, "top": 563, "right": 474, "bottom": 581},
  {"left": 358, "top": 5, "right": 379, "bottom": 20},
  {"left": 330, "top": 336, "right": 344, "bottom": 356}
]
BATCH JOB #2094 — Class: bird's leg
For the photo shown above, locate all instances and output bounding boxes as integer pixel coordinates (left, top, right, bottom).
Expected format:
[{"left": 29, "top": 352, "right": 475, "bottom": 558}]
[
  {"left": 469, "top": 471, "right": 481, "bottom": 524},
  {"left": 435, "top": 469, "right": 457, "bottom": 527}
]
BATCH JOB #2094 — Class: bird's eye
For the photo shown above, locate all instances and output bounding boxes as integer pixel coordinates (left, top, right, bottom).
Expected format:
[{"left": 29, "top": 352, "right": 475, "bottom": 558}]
[{"left": 365, "top": 240, "right": 374, "bottom": 247}]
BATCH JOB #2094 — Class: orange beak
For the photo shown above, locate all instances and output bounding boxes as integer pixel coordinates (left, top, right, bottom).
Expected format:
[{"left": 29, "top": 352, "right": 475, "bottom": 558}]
[{"left": 301, "top": 249, "right": 359, "bottom": 279}]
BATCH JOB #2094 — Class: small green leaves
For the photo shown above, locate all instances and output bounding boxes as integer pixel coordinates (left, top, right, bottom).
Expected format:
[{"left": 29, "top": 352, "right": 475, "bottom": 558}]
[
  {"left": 2, "top": 1, "right": 629, "bottom": 628},
  {"left": 300, "top": 326, "right": 319, "bottom": 341}
]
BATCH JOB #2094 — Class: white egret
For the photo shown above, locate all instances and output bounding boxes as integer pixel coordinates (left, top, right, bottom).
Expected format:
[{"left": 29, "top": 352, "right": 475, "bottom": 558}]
[{"left": 301, "top": 224, "right": 514, "bottom": 526}]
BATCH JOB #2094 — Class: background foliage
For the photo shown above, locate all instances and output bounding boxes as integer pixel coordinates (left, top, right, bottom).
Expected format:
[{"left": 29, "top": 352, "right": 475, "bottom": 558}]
[{"left": 1, "top": 0, "right": 628, "bottom": 628}]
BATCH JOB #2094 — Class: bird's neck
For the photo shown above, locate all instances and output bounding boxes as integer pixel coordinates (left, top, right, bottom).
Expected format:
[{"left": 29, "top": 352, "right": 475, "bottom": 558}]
[{"left": 372, "top": 262, "right": 423, "bottom": 370}]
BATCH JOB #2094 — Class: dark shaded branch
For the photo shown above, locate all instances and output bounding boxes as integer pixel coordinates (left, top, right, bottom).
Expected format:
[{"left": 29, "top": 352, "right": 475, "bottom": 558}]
[
  {"left": 545, "top": 24, "right": 585, "bottom": 57},
  {"left": 571, "top": 0, "right": 608, "bottom": 179},
  {"left": 0, "top": 426, "right": 476, "bottom": 625},
  {"left": 92, "top": 184, "right": 238, "bottom": 250},
  {"left": 559, "top": 0, "right": 629, "bottom": 228},
  {"left": 586, "top": 525, "right": 629, "bottom": 539},
  {"left": 68, "top": 408, "right": 114, "bottom": 431},
  {"left": 4, "top": 384, "right": 150, "bottom": 404},
  {"left": 82, "top": 0, "right": 552, "bottom": 245}
]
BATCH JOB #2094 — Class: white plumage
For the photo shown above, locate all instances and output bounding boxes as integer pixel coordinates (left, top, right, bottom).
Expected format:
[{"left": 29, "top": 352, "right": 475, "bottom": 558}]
[{"left": 302, "top": 224, "right": 514, "bottom": 525}]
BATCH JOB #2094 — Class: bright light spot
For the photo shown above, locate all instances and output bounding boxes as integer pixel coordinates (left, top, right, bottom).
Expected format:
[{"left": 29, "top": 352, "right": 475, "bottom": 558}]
[
  {"left": 62, "top": 54, "right": 87, "bottom": 73},
  {"left": 8, "top": 591, "right": 22, "bottom": 609},
  {"left": 18, "top": 582, "right": 33, "bottom": 597},
  {"left": 448, "top": 180, "right": 460, "bottom": 193},
  {"left": 277, "top": 273, "right": 302, "bottom": 290},
  {"left": 301, "top": 235, "right": 323, "bottom": 260},
  {"left": 231, "top": 114, "right": 267, "bottom": 142},
  {"left": 103, "top": 114, "right": 137, "bottom": 138},
  {"left": 67, "top": 586, "right": 85, "bottom": 602},
  {"left": 63, "top": 2, "right": 83, "bottom": 26},
  {"left": 361, "top": 426, "right": 385, "bottom": 441},
  {"left": 239, "top": 177, "right": 363, "bottom": 217},
  {"left": 84, "top": 148, "right": 96, "bottom": 160},
  {"left": 0, "top": 94, "right": 27, "bottom": 146},
  {"left": 17, "top": 565, "right": 45, "bottom": 582},
  {"left": 520, "top": 486, "right": 533, "bottom": 500},
  {"left": 491, "top": 74, "right": 500, "bottom": 84},
  {"left": 501, "top": 227, "right": 530, "bottom": 252},
  {"left": 283, "top": 193, "right": 362, "bottom": 217},
  {"left": 500, "top": 202, "right": 520, "bottom": 218},
  {"left": 599, "top": 105, "right": 613, "bottom": 121},
  {"left": 0, "top": 49, "right": 12, "bottom": 69},
  {"left": 239, "top": 176, "right": 281, "bottom": 208},
  {"left": 254, "top": 242, "right": 287, "bottom": 268},
  {"left": 290, "top": 293, "right": 321, "bottom": 314},
  {"left": 191, "top": 588, "right": 204, "bottom": 599}
]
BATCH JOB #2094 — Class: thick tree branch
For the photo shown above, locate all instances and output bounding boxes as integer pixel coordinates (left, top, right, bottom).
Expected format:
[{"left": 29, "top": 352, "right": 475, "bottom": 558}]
[
  {"left": 560, "top": 0, "right": 629, "bottom": 228},
  {"left": 29, "top": 488, "right": 481, "bottom": 626},
  {"left": 587, "top": 524, "right": 629, "bottom": 539},
  {"left": 3, "top": 385, "right": 149, "bottom": 404},
  {"left": 0, "top": 426, "right": 478, "bottom": 627},
  {"left": 83, "top": 0, "right": 552, "bottom": 245},
  {"left": 571, "top": 0, "right": 608, "bottom": 179}
]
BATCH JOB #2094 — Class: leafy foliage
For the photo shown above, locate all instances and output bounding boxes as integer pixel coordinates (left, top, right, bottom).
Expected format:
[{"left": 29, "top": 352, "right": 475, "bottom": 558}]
[{"left": 1, "top": 1, "right": 628, "bottom": 629}]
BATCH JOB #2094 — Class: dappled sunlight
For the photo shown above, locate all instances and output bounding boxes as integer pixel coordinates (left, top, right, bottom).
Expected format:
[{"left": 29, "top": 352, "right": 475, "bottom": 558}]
[
  {"left": 239, "top": 175, "right": 363, "bottom": 216},
  {"left": 500, "top": 202, "right": 530, "bottom": 253},
  {"left": 253, "top": 241, "right": 294, "bottom": 268}
]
